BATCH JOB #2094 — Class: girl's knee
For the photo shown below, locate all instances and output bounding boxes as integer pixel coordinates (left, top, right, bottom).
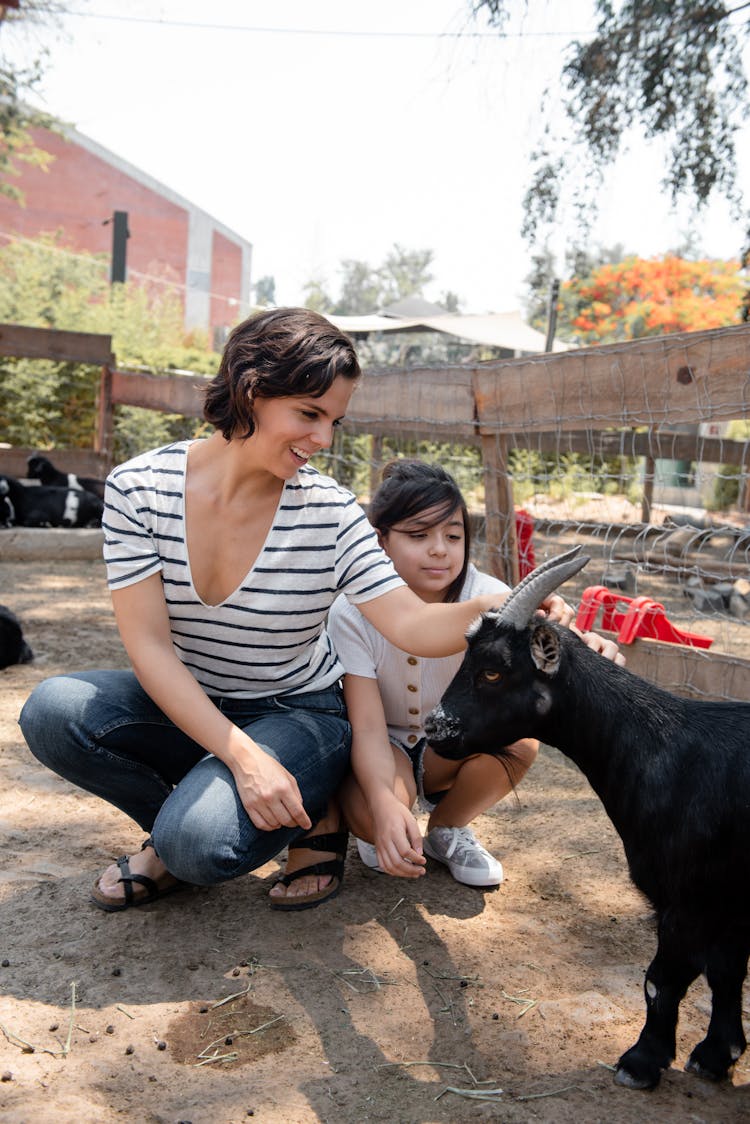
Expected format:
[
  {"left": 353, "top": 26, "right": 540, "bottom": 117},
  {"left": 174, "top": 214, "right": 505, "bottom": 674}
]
[{"left": 506, "top": 737, "right": 539, "bottom": 771}]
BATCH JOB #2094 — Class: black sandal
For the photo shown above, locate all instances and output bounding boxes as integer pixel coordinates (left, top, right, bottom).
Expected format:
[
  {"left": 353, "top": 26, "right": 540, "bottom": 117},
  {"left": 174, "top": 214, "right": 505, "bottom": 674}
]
[
  {"left": 269, "top": 830, "right": 349, "bottom": 912},
  {"left": 90, "top": 837, "right": 188, "bottom": 912}
]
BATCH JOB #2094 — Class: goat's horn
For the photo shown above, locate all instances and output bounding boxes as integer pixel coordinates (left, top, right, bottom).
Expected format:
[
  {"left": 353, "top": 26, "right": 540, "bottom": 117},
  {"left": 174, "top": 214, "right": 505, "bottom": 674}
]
[{"left": 494, "top": 545, "right": 590, "bottom": 630}]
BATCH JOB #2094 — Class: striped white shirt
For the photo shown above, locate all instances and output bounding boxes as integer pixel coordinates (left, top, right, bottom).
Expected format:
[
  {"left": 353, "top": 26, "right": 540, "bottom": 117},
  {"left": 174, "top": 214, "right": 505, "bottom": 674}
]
[
  {"left": 328, "top": 564, "right": 509, "bottom": 748},
  {"left": 102, "top": 440, "right": 404, "bottom": 698}
]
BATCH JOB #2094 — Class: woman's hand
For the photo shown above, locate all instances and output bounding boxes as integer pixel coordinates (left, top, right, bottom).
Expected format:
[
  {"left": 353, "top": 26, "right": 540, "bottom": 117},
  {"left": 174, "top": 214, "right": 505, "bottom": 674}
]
[
  {"left": 371, "top": 796, "right": 426, "bottom": 878},
  {"left": 230, "top": 743, "right": 312, "bottom": 832}
]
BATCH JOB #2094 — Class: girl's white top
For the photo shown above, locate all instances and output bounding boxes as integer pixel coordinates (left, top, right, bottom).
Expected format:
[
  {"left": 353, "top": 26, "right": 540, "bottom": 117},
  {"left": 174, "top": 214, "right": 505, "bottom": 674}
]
[
  {"left": 328, "top": 563, "right": 509, "bottom": 747},
  {"left": 102, "top": 440, "right": 404, "bottom": 698}
]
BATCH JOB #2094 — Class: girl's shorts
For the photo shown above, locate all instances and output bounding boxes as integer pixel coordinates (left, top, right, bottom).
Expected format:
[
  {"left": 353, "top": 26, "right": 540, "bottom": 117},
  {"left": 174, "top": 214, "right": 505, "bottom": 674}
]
[{"left": 392, "top": 736, "right": 446, "bottom": 812}]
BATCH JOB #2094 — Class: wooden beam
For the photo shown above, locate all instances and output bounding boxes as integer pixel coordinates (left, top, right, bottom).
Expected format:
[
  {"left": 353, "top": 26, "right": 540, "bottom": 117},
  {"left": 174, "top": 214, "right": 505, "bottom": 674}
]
[
  {"left": 500, "top": 428, "right": 750, "bottom": 466},
  {"left": 473, "top": 322, "right": 750, "bottom": 433},
  {"left": 0, "top": 323, "right": 114, "bottom": 365},
  {"left": 110, "top": 369, "right": 208, "bottom": 417},
  {"left": 599, "top": 632, "right": 750, "bottom": 705},
  {"left": 346, "top": 367, "right": 477, "bottom": 440}
]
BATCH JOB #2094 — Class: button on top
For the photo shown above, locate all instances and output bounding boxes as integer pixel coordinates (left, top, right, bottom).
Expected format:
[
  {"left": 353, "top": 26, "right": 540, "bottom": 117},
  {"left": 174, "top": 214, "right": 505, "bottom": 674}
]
[
  {"left": 408, "top": 707, "right": 419, "bottom": 715},
  {"left": 407, "top": 734, "right": 417, "bottom": 744},
  {"left": 407, "top": 684, "right": 418, "bottom": 693},
  {"left": 407, "top": 656, "right": 418, "bottom": 665}
]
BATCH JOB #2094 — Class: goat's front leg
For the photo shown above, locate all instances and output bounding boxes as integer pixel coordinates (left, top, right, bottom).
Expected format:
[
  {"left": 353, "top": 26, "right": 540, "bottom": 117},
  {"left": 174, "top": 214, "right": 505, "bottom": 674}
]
[
  {"left": 616, "top": 918, "right": 703, "bottom": 1090},
  {"left": 685, "top": 934, "right": 749, "bottom": 1082}
]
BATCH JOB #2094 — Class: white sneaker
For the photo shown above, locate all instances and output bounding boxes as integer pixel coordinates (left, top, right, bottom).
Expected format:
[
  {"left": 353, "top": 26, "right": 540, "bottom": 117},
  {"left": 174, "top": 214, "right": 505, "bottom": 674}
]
[
  {"left": 423, "top": 825, "right": 503, "bottom": 887},
  {"left": 356, "top": 837, "right": 384, "bottom": 873}
]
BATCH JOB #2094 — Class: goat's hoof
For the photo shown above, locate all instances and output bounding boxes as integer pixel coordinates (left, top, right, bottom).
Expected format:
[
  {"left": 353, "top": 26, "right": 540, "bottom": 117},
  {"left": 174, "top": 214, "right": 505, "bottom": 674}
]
[
  {"left": 614, "top": 1064, "right": 661, "bottom": 1090},
  {"left": 615, "top": 1046, "right": 667, "bottom": 1090},
  {"left": 685, "top": 1042, "right": 735, "bottom": 1083}
]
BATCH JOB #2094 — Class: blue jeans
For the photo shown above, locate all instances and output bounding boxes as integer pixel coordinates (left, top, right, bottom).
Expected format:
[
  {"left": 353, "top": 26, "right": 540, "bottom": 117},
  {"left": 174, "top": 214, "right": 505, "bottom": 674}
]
[{"left": 19, "top": 671, "right": 351, "bottom": 885}]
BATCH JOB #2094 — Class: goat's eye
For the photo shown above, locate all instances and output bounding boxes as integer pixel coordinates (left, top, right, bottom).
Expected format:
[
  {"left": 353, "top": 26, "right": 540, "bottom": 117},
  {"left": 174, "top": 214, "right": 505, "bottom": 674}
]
[{"left": 480, "top": 669, "right": 502, "bottom": 683}]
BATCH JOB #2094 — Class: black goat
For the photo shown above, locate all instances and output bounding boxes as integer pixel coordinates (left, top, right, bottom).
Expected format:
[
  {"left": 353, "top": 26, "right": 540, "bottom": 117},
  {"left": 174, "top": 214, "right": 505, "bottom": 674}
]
[
  {"left": 425, "top": 546, "right": 750, "bottom": 1091},
  {"left": 0, "top": 473, "right": 103, "bottom": 528},
  {"left": 27, "top": 454, "right": 106, "bottom": 500},
  {"left": 0, "top": 604, "right": 33, "bottom": 669},
  {"left": 0, "top": 477, "right": 12, "bottom": 528}
]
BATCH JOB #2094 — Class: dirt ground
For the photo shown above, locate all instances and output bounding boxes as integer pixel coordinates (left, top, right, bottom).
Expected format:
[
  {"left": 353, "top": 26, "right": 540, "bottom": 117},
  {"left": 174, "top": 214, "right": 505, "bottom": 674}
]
[{"left": 1, "top": 555, "right": 749, "bottom": 1124}]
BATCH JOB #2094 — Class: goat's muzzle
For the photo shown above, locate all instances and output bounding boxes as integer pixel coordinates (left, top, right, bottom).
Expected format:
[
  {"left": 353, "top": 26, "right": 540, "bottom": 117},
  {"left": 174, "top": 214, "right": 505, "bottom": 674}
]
[{"left": 424, "top": 704, "right": 466, "bottom": 759}]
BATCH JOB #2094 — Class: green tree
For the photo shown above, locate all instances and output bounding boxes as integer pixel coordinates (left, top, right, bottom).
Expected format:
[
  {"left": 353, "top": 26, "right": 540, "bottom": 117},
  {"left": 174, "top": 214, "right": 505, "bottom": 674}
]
[
  {"left": 378, "top": 244, "right": 434, "bottom": 307},
  {"left": 253, "top": 275, "right": 276, "bottom": 306},
  {"left": 305, "top": 244, "right": 441, "bottom": 317},
  {"left": 472, "top": 2, "right": 750, "bottom": 248},
  {"left": 334, "top": 258, "right": 384, "bottom": 314},
  {"left": 301, "top": 276, "right": 334, "bottom": 314},
  {"left": 0, "top": 3, "right": 64, "bottom": 201},
  {"left": 0, "top": 234, "right": 218, "bottom": 459}
]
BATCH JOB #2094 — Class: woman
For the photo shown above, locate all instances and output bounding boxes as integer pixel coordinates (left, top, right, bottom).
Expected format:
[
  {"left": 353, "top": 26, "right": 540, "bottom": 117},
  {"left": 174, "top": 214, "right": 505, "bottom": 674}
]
[
  {"left": 19, "top": 310, "right": 575, "bottom": 913},
  {"left": 329, "top": 460, "right": 622, "bottom": 886}
]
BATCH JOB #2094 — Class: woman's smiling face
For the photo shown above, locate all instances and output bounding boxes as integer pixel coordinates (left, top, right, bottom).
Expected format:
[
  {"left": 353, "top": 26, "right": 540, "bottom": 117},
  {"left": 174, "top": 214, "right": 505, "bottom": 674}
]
[{"left": 247, "top": 375, "right": 355, "bottom": 478}]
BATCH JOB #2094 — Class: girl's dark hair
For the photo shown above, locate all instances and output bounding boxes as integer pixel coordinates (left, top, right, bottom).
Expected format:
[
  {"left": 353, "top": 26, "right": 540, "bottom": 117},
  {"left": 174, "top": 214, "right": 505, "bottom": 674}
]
[
  {"left": 203, "top": 307, "right": 361, "bottom": 440},
  {"left": 369, "top": 459, "right": 471, "bottom": 603}
]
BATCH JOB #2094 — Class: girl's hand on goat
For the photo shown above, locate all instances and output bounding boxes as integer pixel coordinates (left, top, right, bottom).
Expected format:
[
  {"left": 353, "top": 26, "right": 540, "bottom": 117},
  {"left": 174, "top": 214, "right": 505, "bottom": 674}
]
[
  {"left": 538, "top": 593, "right": 576, "bottom": 627},
  {"left": 573, "top": 626, "right": 627, "bottom": 666},
  {"left": 371, "top": 798, "right": 426, "bottom": 878}
]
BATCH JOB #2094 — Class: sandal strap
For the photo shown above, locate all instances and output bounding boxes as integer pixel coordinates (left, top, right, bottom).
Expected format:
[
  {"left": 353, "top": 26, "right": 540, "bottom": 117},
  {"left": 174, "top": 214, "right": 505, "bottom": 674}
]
[
  {"left": 287, "top": 830, "right": 348, "bottom": 856},
  {"left": 273, "top": 856, "right": 344, "bottom": 889},
  {"left": 115, "top": 854, "right": 158, "bottom": 903}
]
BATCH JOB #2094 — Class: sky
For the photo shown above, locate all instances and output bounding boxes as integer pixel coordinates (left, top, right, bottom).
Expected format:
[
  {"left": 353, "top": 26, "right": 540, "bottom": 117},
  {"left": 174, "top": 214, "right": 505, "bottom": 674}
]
[{"left": 3, "top": 0, "right": 750, "bottom": 315}]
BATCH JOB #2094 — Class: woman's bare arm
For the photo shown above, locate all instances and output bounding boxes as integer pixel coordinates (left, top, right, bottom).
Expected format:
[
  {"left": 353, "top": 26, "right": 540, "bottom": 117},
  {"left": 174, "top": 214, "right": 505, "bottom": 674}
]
[
  {"left": 111, "top": 574, "right": 311, "bottom": 832},
  {"left": 358, "top": 584, "right": 574, "bottom": 657}
]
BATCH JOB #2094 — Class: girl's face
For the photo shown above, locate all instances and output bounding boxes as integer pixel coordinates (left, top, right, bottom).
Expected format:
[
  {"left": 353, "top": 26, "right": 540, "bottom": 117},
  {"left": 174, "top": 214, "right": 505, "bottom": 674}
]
[
  {"left": 380, "top": 504, "right": 466, "bottom": 603},
  {"left": 247, "top": 375, "right": 354, "bottom": 479}
]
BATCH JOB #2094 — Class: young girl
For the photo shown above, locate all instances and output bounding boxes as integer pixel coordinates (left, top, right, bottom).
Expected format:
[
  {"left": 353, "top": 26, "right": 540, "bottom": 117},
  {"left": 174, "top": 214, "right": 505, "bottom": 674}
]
[
  {"left": 19, "top": 310, "right": 576, "bottom": 914},
  {"left": 329, "top": 460, "right": 621, "bottom": 887}
]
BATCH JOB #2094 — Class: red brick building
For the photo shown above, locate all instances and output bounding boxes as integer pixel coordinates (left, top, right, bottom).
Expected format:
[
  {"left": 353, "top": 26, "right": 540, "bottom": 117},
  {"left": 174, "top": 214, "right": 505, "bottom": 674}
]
[{"left": 0, "top": 121, "right": 253, "bottom": 342}]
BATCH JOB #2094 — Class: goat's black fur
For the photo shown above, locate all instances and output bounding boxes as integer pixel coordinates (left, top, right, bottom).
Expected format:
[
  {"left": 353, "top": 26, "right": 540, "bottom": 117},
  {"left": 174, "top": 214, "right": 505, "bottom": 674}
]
[
  {"left": 426, "top": 612, "right": 750, "bottom": 1091},
  {"left": 0, "top": 473, "right": 103, "bottom": 528},
  {"left": 0, "top": 604, "right": 33, "bottom": 669},
  {"left": 26, "top": 454, "right": 106, "bottom": 500}
]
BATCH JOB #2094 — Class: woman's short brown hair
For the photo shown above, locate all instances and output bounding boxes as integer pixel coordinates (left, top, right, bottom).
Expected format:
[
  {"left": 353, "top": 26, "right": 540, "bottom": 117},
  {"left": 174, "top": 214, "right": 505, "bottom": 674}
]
[{"left": 203, "top": 307, "right": 361, "bottom": 440}]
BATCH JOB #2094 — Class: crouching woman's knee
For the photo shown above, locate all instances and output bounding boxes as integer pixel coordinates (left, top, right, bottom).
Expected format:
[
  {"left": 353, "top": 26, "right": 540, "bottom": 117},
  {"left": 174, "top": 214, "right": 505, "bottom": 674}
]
[
  {"left": 151, "top": 757, "right": 281, "bottom": 886},
  {"left": 19, "top": 674, "right": 84, "bottom": 768}
]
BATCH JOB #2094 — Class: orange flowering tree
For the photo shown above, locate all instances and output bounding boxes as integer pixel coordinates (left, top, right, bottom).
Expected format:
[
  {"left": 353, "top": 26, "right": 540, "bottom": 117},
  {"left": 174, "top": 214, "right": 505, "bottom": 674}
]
[{"left": 561, "top": 255, "right": 745, "bottom": 345}]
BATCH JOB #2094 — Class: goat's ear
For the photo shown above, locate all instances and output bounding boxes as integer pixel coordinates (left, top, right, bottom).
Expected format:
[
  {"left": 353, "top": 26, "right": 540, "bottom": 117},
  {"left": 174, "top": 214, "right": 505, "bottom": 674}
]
[{"left": 530, "top": 623, "right": 561, "bottom": 675}]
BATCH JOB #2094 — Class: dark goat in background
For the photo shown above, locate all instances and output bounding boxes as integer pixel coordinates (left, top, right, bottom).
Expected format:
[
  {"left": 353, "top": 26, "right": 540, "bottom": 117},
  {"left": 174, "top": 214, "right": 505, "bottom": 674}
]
[
  {"left": 26, "top": 454, "right": 106, "bottom": 500},
  {"left": 0, "top": 477, "right": 12, "bottom": 528},
  {"left": 0, "top": 473, "right": 103, "bottom": 528},
  {"left": 0, "top": 604, "right": 33, "bottom": 669},
  {"left": 425, "top": 547, "right": 750, "bottom": 1091}
]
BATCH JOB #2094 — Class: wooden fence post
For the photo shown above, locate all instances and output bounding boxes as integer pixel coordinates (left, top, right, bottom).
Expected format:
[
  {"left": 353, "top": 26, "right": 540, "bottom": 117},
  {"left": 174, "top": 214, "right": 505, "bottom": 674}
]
[
  {"left": 95, "top": 365, "right": 114, "bottom": 465},
  {"left": 481, "top": 433, "right": 518, "bottom": 585}
]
